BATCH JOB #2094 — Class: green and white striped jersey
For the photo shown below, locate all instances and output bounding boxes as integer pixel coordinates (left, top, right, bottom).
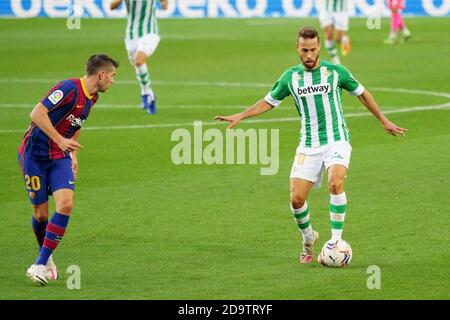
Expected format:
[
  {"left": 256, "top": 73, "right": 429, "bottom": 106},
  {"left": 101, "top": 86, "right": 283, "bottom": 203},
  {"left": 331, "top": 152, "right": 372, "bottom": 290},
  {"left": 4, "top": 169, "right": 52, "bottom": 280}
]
[
  {"left": 323, "top": 0, "right": 348, "bottom": 12},
  {"left": 125, "top": 0, "right": 159, "bottom": 40},
  {"left": 264, "top": 60, "right": 364, "bottom": 148}
]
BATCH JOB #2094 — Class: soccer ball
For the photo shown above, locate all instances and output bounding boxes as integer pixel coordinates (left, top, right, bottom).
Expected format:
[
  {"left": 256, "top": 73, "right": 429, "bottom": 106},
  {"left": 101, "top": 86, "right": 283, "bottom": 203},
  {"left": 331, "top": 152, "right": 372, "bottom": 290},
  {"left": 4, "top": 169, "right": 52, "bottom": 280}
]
[{"left": 318, "top": 239, "right": 352, "bottom": 268}]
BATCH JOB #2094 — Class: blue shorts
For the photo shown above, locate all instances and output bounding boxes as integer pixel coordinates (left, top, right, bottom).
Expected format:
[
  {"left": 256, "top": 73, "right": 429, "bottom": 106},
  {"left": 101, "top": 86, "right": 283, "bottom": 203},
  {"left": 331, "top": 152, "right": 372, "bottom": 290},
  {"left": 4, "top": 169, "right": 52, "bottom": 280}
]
[{"left": 18, "top": 154, "right": 75, "bottom": 205}]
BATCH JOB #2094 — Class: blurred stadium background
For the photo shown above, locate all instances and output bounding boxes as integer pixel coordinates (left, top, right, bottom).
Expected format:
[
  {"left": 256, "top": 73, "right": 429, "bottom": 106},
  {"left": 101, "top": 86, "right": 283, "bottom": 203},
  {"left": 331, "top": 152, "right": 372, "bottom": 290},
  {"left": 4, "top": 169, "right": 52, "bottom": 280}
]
[{"left": 1, "top": 0, "right": 449, "bottom": 18}]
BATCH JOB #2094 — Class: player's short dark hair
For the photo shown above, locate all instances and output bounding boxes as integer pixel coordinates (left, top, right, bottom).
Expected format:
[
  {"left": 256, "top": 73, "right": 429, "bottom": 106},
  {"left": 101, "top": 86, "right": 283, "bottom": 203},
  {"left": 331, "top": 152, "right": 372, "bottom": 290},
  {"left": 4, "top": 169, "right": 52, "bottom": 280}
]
[
  {"left": 86, "top": 54, "right": 119, "bottom": 75},
  {"left": 297, "top": 27, "right": 320, "bottom": 43}
]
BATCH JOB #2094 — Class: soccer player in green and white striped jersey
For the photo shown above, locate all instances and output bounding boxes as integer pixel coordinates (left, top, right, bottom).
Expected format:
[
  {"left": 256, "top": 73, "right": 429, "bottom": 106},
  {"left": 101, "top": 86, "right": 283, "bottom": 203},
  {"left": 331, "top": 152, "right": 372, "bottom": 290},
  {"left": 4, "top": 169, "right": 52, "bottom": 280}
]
[
  {"left": 111, "top": 0, "right": 168, "bottom": 114},
  {"left": 318, "top": 0, "right": 351, "bottom": 64},
  {"left": 215, "top": 27, "right": 407, "bottom": 265}
]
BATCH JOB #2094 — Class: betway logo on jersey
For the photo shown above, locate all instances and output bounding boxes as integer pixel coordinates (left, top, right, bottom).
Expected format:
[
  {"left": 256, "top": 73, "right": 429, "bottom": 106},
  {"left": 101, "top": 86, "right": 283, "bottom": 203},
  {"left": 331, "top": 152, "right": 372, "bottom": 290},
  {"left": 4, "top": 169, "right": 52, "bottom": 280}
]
[
  {"left": 66, "top": 114, "right": 84, "bottom": 128},
  {"left": 297, "top": 84, "right": 330, "bottom": 97}
]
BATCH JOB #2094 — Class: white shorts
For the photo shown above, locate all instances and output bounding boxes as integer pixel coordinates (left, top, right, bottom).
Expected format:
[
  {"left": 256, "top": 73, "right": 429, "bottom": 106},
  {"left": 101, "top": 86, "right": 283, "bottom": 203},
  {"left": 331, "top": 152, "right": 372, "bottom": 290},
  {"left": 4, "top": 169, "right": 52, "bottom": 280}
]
[
  {"left": 125, "top": 33, "right": 160, "bottom": 64},
  {"left": 290, "top": 141, "right": 352, "bottom": 188},
  {"left": 319, "top": 11, "right": 349, "bottom": 31}
]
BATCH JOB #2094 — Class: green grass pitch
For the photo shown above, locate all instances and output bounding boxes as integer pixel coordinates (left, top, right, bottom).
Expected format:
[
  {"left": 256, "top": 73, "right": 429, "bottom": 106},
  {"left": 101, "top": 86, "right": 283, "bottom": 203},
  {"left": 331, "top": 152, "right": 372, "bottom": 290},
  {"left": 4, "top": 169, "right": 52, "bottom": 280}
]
[{"left": 0, "top": 17, "right": 449, "bottom": 299}]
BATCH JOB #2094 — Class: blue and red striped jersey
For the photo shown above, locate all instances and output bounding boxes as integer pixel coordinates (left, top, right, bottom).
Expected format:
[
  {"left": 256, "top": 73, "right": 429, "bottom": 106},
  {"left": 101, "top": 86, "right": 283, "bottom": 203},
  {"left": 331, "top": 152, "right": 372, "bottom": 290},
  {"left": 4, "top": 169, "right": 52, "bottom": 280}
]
[{"left": 19, "top": 78, "right": 98, "bottom": 160}]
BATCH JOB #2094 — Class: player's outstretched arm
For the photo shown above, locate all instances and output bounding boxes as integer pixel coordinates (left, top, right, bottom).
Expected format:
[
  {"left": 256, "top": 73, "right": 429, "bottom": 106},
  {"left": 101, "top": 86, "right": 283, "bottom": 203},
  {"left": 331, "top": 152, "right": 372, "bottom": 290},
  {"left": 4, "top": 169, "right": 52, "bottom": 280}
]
[
  {"left": 110, "top": 0, "right": 123, "bottom": 10},
  {"left": 357, "top": 90, "right": 407, "bottom": 137},
  {"left": 214, "top": 99, "right": 273, "bottom": 129},
  {"left": 30, "top": 103, "right": 83, "bottom": 152}
]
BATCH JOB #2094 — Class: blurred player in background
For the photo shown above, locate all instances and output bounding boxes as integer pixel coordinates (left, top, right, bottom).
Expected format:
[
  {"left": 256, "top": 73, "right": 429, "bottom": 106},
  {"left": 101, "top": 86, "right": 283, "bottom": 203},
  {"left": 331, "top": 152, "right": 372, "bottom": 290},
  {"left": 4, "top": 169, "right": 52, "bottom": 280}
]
[
  {"left": 384, "top": 0, "right": 411, "bottom": 44},
  {"left": 215, "top": 27, "right": 407, "bottom": 265},
  {"left": 19, "top": 54, "right": 118, "bottom": 286},
  {"left": 318, "top": 0, "right": 351, "bottom": 64},
  {"left": 111, "top": 0, "right": 168, "bottom": 114}
]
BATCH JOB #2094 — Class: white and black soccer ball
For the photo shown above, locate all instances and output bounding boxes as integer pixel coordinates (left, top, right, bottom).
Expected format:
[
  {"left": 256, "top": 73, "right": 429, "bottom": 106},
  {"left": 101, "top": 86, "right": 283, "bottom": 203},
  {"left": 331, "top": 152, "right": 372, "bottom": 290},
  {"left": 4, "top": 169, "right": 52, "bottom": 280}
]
[{"left": 318, "top": 239, "right": 352, "bottom": 268}]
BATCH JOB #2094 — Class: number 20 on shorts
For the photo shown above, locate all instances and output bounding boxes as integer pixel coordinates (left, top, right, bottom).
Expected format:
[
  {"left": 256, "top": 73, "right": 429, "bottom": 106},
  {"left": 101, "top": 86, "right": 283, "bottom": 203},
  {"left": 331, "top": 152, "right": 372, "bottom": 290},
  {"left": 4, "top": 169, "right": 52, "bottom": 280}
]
[{"left": 24, "top": 175, "right": 41, "bottom": 191}]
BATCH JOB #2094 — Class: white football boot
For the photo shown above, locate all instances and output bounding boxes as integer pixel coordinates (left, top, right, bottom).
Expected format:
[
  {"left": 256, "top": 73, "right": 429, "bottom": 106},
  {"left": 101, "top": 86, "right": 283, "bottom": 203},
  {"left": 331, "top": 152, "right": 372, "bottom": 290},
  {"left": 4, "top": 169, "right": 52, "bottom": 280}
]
[
  {"left": 26, "top": 264, "right": 48, "bottom": 287},
  {"left": 300, "top": 230, "right": 320, "bottom": 264},
  {"left": 45, "top": 255, "right": 58, "bottom": 280}
]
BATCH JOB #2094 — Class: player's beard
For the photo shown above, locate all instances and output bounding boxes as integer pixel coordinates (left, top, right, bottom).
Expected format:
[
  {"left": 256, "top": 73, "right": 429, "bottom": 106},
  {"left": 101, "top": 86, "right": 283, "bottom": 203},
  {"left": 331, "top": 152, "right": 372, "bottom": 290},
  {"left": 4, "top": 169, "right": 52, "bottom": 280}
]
[{"left": 303, "top": 56, "right": 319, "bottom": 70}]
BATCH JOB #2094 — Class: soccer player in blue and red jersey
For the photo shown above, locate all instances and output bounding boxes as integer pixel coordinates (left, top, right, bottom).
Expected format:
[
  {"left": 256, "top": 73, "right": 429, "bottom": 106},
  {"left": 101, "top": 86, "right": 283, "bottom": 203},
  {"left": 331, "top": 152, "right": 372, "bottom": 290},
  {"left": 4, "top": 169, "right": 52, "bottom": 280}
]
[{"left": 18, "top": 54, "right": 119, "bottom": 286}]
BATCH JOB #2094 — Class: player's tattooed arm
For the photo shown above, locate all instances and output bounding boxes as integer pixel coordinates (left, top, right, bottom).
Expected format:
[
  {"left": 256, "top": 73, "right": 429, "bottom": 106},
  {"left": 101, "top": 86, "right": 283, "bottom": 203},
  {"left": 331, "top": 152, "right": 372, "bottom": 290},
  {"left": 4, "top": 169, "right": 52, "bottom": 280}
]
[
  {"left": 357, "top": 90, "right": 407, "bottom": 137},
  {"left": 30, "top": 103, "right": 83, "bottom": 152},
  {"left": 110, "top": 0, "right": 123, "bottom": 10}
]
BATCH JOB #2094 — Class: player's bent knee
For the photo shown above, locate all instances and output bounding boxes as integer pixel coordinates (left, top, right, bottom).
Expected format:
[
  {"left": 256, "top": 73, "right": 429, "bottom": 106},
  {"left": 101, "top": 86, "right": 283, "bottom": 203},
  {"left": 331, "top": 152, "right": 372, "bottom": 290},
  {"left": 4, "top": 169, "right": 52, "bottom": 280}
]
[
  {"left": 34, "top": 211, "right": 48, "bottom": 222},
  {"left": 328, "top": 180, "right": 344, "bottom": 194},
  {"left": 135, "top": 59, "right": 145, "bottom": 67},
  {"left": 56, "top": 199, "right": 74, "bottom": 214},
  {"left": 33, "top": 204, "right": 49, "bottom": 221},
  {"left": 134, "top": 53, "right": 148, "bottom": 67},
  {"left": 290, "top": 192, "right": 307, "bottom": 209},
  {"left": 324, "top": 29, "right": 333, "bottom": 40}
]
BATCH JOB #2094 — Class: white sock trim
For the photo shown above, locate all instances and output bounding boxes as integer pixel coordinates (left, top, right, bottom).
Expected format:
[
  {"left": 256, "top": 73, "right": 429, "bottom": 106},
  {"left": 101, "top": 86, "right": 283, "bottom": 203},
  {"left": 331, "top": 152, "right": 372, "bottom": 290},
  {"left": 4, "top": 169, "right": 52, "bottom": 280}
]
[
  {"left": 302, "top": 225, "right": 314, "bottom": 243},
  {"left": 135, "top": 64, "right": 152, "bottom": 95},
  {"left": 325, "top": 39, "right": 335, "bottom": 49},
  {"left": 136, "top": 64, "right": 148, "bottom": 75},
  {"left": 290, "top": 201, "right": 308, "bottom": 213},
  {"left": 330, "top": 192, "right": 347, "bottom": 206},
  {"left": 331, "top": 229, "right": 342, "bottom": 241}
]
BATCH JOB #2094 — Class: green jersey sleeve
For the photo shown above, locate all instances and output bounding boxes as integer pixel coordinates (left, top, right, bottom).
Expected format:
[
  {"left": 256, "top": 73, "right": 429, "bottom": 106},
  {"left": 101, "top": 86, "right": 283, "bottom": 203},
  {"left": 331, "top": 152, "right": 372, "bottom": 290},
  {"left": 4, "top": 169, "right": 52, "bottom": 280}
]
[
  {"left": 337, "top": 66, "right": 365, "bottom": 96},
  {"left": 264, "top": 69, "right": 292, "bottom": 107}
]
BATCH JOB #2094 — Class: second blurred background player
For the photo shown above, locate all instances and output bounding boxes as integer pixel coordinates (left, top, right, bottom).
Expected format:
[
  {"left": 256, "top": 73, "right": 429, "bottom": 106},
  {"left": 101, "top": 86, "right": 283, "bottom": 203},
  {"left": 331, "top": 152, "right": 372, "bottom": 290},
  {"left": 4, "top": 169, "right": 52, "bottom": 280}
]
[
  {"left": 318, "top": 0, "right": 351, "bottom": 64},
  {"left": 111, "top": 0, "right": 168, "bottom": 114},
  {"left": 384, "top": 0, "right": 411, "bottom": 45}
]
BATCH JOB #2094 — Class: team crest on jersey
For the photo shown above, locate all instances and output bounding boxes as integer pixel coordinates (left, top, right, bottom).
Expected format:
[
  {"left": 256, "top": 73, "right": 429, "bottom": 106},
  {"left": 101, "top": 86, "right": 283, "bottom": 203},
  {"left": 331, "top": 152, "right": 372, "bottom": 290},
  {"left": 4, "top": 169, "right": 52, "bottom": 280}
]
[
  {"left": 48, "top": 90, "right": 64, "bottom": 105},
  {"left": 323, "top": 68, "right": 331, "bottom": 79},
  {"left": 297, "top": 83, "right": 330, "bottom": 96},
  {"left": 294, "top": 73, "right": 302, "bottom": 81}
]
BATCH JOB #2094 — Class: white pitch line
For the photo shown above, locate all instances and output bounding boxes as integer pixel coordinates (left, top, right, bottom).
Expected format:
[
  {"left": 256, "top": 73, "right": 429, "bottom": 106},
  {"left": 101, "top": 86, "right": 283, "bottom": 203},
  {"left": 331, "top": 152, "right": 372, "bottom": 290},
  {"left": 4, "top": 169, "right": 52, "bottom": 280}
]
[
  {"left": 371, "top": 87, "right": 450, "bottom": 99},
  {"left": 1, "top": 103, "right": 449, "bottom": 134},
  {"left": 0, "top": 78, "right": 449, "bottom": 98},
  {"left": 0, "top": 103, "right": 411, "bottom": 110},
  {"left": 0, "top": 103, "right": 249, "bottom": 110},
  {"left": 0, "top": 78, "right": 269, "bottom": 88},
  {"left": 0, "top": 102, "right": 439, "bottom": 112}
]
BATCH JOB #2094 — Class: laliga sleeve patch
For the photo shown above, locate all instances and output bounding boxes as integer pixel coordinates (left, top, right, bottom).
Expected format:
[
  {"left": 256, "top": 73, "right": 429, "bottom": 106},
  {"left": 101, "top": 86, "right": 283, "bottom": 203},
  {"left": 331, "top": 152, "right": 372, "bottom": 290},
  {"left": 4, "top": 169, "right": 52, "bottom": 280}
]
[{"left": 48, "top": 90, "right": 64, "bottom": 105}]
